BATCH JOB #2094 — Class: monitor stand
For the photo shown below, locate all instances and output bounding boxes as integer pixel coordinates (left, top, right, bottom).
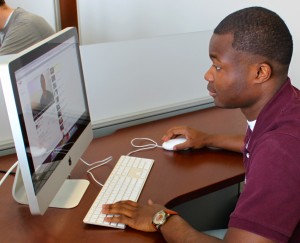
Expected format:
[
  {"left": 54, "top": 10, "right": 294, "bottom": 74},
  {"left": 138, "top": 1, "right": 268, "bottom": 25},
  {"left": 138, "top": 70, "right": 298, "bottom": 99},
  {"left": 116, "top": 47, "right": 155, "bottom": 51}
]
[{"left": 12, "top": 165, "right": 89, "bottom": 209}]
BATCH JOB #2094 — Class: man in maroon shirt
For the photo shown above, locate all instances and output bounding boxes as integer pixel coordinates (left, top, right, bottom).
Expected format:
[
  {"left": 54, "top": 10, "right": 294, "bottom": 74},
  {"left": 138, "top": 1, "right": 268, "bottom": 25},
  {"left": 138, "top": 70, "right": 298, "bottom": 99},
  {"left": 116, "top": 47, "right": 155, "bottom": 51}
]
[{"left": 102, "top": 7, "right": 300, "bottom": 242}]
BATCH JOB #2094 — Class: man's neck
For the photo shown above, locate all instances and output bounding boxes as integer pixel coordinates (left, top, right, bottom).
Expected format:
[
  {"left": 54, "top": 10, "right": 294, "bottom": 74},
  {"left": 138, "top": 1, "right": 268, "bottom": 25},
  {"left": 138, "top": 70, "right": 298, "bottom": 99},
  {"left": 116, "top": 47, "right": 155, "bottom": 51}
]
[{"left": 0, "top": 5, "right": 14, "bottom": 30}]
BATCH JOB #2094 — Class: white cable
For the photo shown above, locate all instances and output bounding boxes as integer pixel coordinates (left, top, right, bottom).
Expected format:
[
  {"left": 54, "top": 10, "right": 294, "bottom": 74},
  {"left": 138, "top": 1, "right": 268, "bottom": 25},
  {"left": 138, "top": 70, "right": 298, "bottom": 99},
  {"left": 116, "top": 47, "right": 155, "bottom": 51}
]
[
  {"left": 0, "top": 161, "right": 18, "bottom": 187},
  {"left": 81, "top": 156, "right": 113, "bottom": 186},
  {"left": 80, "top": 156, "right": 112, "bottom": 166},
  {"left": 127, "top": 137, "right": 162, "bottom": 156},
  {"left": 80, "top": 138, "right": 161, "bottom": 186},
  {"left": 86, "top": 159, "right": 112, "bottom": 186}
]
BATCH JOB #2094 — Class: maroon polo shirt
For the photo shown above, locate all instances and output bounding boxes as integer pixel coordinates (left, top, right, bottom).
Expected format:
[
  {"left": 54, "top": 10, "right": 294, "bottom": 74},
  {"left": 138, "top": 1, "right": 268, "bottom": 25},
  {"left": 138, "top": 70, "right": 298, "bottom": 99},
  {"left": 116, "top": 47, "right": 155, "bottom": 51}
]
[{"left": 229, "top": 78, "right": 300, "bottom": 242}]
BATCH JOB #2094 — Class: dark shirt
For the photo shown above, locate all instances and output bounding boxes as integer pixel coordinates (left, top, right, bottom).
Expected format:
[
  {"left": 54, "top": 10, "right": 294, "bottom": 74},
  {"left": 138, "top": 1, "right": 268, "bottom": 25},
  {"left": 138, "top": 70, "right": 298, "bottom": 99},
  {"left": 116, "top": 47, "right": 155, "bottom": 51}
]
[{"left": 229, "top": 78, "right": 300, "bottom": 242}]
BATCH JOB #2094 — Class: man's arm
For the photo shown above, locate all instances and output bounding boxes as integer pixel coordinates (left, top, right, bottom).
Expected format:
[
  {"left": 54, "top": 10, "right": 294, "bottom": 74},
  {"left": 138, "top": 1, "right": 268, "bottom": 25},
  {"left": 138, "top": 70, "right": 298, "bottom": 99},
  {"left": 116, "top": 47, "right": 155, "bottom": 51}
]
[
  {"left": 162, "top": 126, "right": 244, "bottom": 152},
  {"left": 102, "top": 200, "right": 275, "bottom": 243}
]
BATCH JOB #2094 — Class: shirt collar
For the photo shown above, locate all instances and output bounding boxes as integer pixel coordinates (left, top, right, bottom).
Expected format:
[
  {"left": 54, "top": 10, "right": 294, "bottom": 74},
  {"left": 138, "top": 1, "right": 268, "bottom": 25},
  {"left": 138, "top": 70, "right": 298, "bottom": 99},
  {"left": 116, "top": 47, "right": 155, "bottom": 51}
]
[
  {"left": 3, "top": 10, "right": 14, "bottom": 28},
  {"left": 247, "top": 120, "right": 256, "bottom": 131}
]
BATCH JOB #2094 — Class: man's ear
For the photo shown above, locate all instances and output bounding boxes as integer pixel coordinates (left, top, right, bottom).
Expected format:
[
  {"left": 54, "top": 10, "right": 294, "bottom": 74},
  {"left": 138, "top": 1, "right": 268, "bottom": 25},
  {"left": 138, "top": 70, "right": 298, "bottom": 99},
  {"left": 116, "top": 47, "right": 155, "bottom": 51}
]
[{"left": 255, "top": 63, "right": 271, "bottom": 83}]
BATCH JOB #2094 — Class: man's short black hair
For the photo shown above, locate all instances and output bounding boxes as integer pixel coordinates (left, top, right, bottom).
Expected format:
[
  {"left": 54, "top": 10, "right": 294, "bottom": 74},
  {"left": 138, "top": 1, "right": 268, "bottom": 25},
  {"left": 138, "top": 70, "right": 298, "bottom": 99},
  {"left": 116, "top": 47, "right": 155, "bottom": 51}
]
[
  {"left": 0, "top": 1, "right": 5, "bottom": 6},
  {"left": 214, "top": 7, "right": 293, "bottom": 65}
]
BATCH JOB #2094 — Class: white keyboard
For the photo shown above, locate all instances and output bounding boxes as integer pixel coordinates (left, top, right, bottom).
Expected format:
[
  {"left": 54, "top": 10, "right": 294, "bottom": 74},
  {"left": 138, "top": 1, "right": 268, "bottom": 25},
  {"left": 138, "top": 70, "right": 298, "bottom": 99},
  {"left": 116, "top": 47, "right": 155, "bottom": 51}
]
[{"left": 83, "top": 155, "right": 154, "bottom": 229}]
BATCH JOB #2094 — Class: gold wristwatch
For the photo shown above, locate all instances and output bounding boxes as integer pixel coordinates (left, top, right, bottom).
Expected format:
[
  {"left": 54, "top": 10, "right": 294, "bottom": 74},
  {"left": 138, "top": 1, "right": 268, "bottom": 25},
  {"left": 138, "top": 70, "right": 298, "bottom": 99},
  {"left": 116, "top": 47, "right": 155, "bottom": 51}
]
[{"left": 152, "top": 209, "right": 178, "bottom": 231}]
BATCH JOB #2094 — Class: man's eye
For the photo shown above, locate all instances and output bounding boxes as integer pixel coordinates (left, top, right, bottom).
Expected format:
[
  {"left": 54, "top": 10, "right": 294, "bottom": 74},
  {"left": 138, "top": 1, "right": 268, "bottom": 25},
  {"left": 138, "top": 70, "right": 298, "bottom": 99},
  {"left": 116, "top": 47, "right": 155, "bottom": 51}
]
[{"left": 212, "top": 64, "right": 221, "bottom": 71}]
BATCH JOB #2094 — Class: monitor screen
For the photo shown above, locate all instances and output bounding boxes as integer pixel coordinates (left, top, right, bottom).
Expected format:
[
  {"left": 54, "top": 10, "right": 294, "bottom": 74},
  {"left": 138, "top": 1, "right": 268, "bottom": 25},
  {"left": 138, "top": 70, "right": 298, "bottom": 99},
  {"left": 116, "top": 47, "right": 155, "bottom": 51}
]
[{"left": 0, "top": 27, "right": 93, "bottom": 215}]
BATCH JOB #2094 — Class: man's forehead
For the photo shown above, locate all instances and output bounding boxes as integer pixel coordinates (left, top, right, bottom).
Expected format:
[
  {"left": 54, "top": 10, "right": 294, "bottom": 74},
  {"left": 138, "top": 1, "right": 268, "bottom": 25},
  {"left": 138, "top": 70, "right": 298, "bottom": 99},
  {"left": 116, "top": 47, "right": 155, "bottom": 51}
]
[
  {"left": 210, "top": 33, "right": 234, "bottom": 47},
  {"left": 209, "top": 33, "right": 254, "bottom": 66},
  {"left": 209, "top": 34, "right": 234, "bottom": 57}
]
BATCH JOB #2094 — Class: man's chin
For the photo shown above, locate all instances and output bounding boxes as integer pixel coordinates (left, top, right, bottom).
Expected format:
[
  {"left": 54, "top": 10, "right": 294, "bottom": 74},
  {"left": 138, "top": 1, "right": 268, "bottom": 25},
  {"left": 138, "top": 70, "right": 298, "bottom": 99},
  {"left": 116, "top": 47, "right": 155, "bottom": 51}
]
[{"left": 213, "top": 100, "right": 237, "bottom": 109}]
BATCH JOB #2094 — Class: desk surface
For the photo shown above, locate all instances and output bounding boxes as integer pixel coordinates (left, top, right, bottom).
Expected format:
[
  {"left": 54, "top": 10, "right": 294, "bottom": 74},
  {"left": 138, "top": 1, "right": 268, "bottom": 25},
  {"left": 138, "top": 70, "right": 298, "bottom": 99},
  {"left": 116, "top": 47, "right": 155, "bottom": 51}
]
[{"left": 0, "top": 107, "right": 246, "bottom": 243}]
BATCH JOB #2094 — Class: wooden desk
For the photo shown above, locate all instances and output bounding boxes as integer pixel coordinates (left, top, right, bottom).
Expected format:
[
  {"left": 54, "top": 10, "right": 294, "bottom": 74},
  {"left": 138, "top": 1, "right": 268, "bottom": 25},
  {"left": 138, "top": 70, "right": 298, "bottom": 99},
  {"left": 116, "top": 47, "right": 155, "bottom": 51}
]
[{"left": 0, "top": 107, "right": 246, "bottom": 242}]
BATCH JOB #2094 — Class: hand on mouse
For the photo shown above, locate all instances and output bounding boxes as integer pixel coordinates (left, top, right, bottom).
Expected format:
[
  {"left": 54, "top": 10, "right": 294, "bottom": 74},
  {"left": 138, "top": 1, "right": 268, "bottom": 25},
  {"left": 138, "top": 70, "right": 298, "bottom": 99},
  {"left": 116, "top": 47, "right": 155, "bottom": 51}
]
[
  {"left": 162, "top": 126, "right": 209, "bottom": 150},
  {"left": 162, "top": 126, "right": 245, "bottom": 152}
]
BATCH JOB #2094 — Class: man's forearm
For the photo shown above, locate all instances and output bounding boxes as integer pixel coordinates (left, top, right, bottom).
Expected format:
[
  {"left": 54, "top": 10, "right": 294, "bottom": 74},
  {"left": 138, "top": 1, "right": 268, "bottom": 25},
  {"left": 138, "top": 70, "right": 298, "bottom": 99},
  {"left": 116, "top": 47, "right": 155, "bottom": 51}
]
[
  {"left": 204, "top": 134, "right": 244, "bottom": 153},
  {"left": 160, "top": 215, "right": 223, "bottom": 243}
]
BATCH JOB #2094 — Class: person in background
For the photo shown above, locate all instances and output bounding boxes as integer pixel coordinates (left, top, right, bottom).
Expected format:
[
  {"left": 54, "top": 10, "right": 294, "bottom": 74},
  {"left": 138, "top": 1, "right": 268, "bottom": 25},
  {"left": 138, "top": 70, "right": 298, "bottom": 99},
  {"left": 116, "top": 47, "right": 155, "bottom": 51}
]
[
  {"left": 0, "top": 0, "right": 54, "bottom": 55},
  {"left": 102, "top": 7, "right": 300, "bottom": 242}
]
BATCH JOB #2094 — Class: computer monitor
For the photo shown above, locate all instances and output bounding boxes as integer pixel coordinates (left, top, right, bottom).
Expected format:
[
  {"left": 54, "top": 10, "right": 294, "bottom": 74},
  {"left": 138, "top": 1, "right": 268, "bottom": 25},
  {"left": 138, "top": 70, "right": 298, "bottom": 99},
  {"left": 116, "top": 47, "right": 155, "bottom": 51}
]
[{"left": 0, "top": 27, "right": 93, "bottom": 215}]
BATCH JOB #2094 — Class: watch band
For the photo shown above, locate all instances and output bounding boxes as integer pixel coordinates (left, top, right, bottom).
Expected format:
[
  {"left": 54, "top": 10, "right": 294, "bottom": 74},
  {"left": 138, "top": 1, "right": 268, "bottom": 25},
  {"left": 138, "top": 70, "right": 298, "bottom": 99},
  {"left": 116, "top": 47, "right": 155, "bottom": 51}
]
[{"left": 152, "top": 209, "right": 178, "bottom": 231}]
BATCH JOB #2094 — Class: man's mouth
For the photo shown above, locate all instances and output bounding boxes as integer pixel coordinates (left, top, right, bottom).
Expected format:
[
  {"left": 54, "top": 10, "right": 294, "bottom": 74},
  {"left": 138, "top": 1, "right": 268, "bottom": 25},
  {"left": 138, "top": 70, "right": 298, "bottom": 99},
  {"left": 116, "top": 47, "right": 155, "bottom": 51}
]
[{"left": 207, "top": 85, "right": 217, "bottom": 97}]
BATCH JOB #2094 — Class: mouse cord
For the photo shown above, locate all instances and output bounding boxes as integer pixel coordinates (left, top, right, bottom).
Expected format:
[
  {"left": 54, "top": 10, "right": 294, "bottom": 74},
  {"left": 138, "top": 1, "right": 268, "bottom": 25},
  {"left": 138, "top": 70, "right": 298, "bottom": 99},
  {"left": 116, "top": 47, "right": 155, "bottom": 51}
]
[
  {"left": 0, "top": 161, "right": 18, "bottom": 187},
  {"left": 32, "top": 146, "right": 111, "bottom": 187},
  {"left": 80, "top": 156, "right": 113, "bottom": 187},
  {"left": 80, "top": 138, "right": 161, "bottom": 186},
  {"left": 127, "top": 138, "right": 162, "bottom": 156},
  {"left": 48, "top": 148, "right": 112, "bottom": 187}
]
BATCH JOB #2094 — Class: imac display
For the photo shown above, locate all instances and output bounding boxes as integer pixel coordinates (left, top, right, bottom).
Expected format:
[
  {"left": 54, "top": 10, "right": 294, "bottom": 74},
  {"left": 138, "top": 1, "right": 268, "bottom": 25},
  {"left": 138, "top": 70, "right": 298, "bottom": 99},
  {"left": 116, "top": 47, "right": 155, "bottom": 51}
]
[{"left": 0, "top": 27, "right": 93, "bottom": 215}]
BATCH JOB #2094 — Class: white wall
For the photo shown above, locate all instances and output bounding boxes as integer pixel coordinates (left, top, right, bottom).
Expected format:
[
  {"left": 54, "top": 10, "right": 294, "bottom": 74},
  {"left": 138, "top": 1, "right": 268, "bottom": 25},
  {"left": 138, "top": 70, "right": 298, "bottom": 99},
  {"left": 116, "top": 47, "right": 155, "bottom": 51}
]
[
  {"left": 77, "top": 0, "right": 300, "bottom": 82},
  {"left": 77, "top": 0, "right": 298, "bottom": 43},
  {"left": 80, "top": 30, "right": 213, "bottom": 129}
]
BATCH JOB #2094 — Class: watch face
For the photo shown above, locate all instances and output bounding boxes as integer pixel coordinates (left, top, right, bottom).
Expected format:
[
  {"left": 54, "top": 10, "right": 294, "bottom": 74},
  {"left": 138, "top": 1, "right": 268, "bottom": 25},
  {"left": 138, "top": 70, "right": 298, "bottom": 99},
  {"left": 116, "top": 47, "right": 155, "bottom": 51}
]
[{"left": 153, "top": 210, "right": 167, "bottom": 225}]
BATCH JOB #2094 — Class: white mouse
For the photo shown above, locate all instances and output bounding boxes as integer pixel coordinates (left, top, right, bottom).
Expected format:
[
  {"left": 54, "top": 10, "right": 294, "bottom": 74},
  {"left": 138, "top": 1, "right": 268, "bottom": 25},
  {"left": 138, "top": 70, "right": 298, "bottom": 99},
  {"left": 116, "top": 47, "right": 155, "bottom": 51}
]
[{"left": 162, "top": 138, "right": 187, "bottom": 151}]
